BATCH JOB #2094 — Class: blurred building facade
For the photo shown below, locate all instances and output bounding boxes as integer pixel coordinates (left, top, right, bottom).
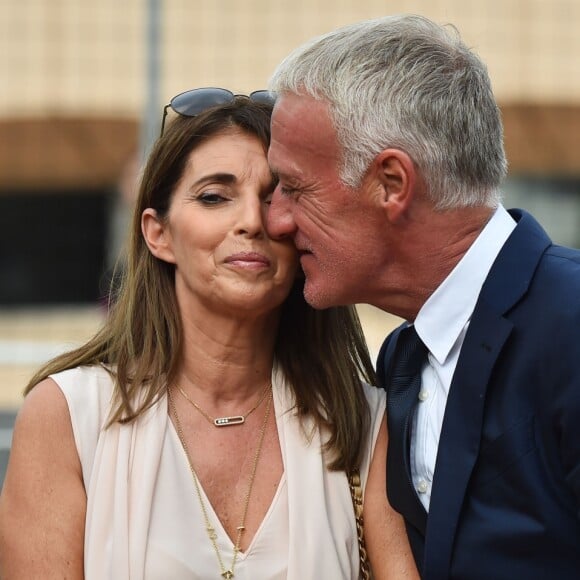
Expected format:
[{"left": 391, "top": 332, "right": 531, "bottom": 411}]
[{"left": 1, "top": 0, "right": 580, "bottom": 305}]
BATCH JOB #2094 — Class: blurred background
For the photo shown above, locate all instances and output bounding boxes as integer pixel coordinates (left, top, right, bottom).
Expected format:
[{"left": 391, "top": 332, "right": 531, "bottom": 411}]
[{"left": 1, "top": 0, "right": 579, "bottom": 481}]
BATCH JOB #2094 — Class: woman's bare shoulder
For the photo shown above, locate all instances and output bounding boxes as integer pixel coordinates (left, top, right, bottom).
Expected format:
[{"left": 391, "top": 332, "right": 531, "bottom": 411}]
[{"left": 0, "top": 377, "right": 86, "bottom": 578}]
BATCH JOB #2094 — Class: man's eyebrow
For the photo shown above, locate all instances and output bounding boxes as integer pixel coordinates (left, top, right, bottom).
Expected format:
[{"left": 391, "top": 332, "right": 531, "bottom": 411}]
[{"left": 270, "top": 167, "right": 300, "bottom": 185}]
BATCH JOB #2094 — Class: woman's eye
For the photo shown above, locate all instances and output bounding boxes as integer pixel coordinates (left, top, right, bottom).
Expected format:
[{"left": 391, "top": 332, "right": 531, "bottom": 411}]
[{"left": 197, "top": 192, "right": 227, "bottom": 205}]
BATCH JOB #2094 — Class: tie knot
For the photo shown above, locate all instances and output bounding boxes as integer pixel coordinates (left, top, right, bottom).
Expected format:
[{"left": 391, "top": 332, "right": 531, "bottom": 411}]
[{"left": 392, "top": 325, "right": 427, "bottom": 378}]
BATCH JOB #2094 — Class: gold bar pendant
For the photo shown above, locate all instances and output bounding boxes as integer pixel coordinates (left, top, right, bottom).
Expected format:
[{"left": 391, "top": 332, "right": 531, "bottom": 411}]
[{"left": 214, "top": 415, "right": 245, "bottom": 427}]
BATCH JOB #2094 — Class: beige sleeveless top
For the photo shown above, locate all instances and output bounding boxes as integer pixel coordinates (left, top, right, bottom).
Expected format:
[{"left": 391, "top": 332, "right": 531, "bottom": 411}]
[{"left": 53, "top": 365, "right": 385, "bottom": 579}]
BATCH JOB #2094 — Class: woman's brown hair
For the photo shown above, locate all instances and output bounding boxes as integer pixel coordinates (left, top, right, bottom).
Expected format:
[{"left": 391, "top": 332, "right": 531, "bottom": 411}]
[{"left": 25, "top": 96, "right": 377, "bottom": 472}]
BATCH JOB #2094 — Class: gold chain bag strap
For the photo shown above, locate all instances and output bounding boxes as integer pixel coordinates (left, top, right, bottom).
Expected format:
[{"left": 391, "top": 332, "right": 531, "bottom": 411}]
[{"left": 348, "top": 469, "right": 372, "bottom": 580}]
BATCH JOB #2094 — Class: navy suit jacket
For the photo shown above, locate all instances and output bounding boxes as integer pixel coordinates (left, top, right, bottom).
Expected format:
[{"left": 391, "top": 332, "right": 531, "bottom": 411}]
[{"left": 377, "top": 209, "right": 580, "bottom": 579}]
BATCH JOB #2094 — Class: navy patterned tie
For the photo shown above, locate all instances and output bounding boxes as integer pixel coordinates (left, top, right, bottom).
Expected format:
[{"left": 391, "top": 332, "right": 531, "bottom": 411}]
[{"left": 386, "top": 325, "right": 428, "bottom": 534}]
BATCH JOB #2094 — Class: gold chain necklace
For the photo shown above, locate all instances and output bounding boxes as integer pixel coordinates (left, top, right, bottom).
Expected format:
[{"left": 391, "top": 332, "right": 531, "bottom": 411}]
[
  {"left": 177, "top": 382, "right": 271, "bottom": 427},
  {"left": 168, "top": 388, "right": 272, "bottom": 579}
]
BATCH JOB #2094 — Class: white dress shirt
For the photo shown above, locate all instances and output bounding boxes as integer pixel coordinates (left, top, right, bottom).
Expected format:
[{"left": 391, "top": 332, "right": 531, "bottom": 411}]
[{"left": 410, "top": 205, "right": 516, "bottom": 509}]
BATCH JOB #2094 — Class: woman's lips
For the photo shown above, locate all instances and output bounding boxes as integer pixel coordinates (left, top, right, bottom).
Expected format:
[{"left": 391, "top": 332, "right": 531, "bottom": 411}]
[{"left": 225, "top": 252, "right": 271, "bottom": 268}]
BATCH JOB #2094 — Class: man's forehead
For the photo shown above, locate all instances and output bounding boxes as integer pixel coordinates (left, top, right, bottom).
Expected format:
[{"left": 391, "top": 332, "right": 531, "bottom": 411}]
[
  {"left": 270, "top": 94, "right": 339, "bottom": 163},
  {"left": 272, "top": 92, "right": 329, "bottom": 127}
]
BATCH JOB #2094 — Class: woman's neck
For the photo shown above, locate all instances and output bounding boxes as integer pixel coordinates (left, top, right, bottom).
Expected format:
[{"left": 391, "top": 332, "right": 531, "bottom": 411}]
[{"left": 175, "top": 306, "right": 278, "bottom": 405}]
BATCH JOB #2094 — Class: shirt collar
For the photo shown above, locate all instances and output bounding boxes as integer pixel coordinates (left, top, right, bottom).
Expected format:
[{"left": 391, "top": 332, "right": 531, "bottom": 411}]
[{"left": 415, "top": 205, "right": 516, "bottom": 365}]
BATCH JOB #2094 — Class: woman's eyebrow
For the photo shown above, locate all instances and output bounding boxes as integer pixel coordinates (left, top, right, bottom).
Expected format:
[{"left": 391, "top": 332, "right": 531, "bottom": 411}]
[{"left": 190, "top": 172, "right": 237, "bottom": 189}]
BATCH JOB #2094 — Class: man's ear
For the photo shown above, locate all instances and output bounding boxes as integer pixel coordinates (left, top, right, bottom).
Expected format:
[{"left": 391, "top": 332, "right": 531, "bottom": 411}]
[
  {"left": 373, "top": 149, "right": 417, "bottom": 222},
  {"left": 141, "top": 208, "right": 176, "bottom": 264}
]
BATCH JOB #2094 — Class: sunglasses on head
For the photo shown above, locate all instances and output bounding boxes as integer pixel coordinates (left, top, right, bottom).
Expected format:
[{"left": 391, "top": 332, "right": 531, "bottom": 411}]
[{"left": 160, "top": 87, "right": 277, "bottom": 136}]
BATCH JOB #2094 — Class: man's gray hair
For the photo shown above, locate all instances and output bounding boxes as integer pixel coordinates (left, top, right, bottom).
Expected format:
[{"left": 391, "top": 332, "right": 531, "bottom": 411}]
[{"left": 269, "top": 14, "right": 507, "bottom": 209}]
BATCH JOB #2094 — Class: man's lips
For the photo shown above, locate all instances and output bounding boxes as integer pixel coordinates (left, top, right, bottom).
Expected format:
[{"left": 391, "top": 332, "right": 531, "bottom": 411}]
[
  {"left": 298, "top": 249, "right": 314, "bottom": 270},
  {"left": 294, "top": 237, "right": 312, "bottom": 256}
]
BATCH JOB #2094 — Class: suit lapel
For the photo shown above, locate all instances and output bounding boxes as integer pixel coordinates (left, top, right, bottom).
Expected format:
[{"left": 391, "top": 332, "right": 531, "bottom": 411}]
[
  {"left": 376, "top": 326, "right": 403, "bottom": 389},
  {"left": 423, "top": 209, "right": 552, "bottom": 578},
  {"left": 424, "top": 303, "right": 512, "bottom": 575}
]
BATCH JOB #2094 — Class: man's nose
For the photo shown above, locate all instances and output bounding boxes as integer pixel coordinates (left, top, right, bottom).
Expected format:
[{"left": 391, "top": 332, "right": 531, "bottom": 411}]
[{"left": 266, "top": 185, "right": 296, "bottom": 240}]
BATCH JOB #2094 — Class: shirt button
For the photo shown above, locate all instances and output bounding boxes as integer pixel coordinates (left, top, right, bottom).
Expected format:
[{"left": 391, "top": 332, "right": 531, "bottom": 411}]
[
  {"left": 417, "top": 480, "right": 429, "bottom": 494},
  {"left": 418, "top": 389, "right": 429, "bottom": 401}
]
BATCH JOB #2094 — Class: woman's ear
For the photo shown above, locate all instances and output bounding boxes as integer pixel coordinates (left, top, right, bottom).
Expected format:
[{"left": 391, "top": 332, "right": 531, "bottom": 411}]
[
  {"left": 373, "top": 149, "right": 417, "bottom": 222},
  {"left": 141, "top": 208, "right": 176, "bottom": 264}
]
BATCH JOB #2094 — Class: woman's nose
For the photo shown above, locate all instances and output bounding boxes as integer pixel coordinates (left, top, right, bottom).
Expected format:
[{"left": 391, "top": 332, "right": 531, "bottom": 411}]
[{"left": 235, "top": 195, "right": 265, "bottom": 238}]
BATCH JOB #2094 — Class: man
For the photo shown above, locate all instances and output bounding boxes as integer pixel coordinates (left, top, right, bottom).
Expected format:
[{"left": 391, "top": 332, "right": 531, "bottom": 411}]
[{"left": 267, "top": 14, "right": 580, "bottom": 579}]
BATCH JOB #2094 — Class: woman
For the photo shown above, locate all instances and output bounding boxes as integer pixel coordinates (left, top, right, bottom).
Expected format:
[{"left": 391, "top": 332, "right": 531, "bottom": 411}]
[{"left": 0, "top": 90, "right": 418, "bottom": 579}]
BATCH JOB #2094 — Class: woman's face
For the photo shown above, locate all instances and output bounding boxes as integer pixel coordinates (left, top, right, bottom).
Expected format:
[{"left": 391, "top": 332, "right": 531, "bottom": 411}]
[{"left": 143, "top": 129, "right": 299, "bottom": 318}]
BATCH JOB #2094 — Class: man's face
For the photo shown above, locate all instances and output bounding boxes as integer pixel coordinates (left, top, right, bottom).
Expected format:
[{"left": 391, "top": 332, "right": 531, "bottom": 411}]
[{"left": 267, "top": 93, "right": 384, "bottom": 308}]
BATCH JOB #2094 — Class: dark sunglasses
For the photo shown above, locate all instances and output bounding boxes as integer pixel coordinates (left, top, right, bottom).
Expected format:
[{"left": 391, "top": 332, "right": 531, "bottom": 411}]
[{"left": 160, "top": 87, "right": 276, "bottom": 136}]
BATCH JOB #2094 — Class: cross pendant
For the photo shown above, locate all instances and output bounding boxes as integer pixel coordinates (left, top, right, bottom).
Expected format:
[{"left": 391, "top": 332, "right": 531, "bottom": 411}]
[{"left": 221, "top": 572, "right": 234, "bottom": 579}]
